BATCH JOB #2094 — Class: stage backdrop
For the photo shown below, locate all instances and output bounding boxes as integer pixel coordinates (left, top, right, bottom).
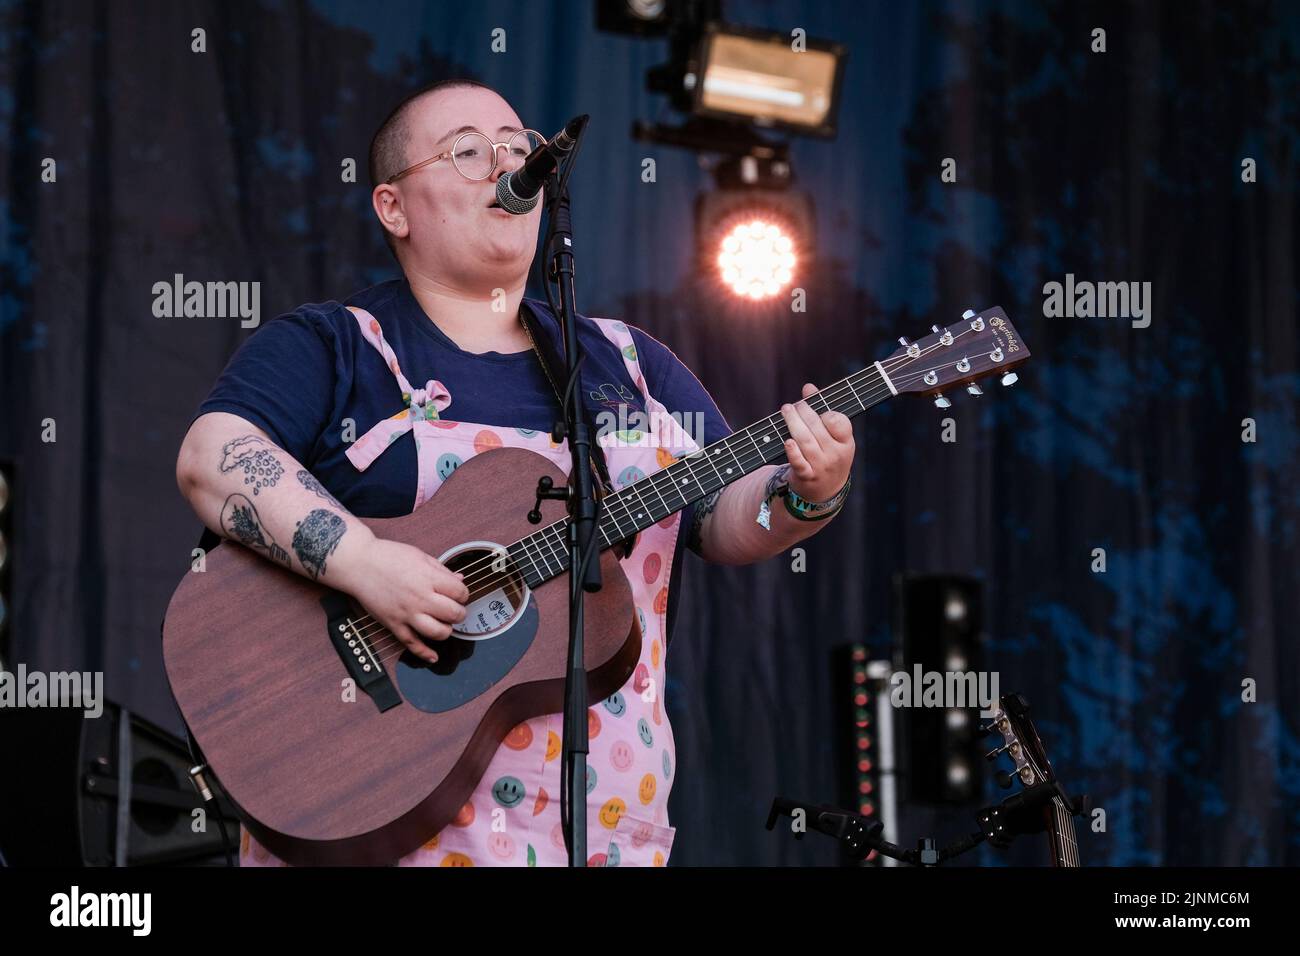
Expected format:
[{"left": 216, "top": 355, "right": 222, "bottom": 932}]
[{"left": 1, "top": 0, "right": 1298, "bottom": 865}]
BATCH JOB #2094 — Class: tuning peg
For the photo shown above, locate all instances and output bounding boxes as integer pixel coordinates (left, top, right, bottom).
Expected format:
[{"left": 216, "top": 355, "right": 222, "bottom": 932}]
[
  {"left": 966, "top": 383, "right": 983, "bottom": 396},
  {"left": 898, "top": 336, "right": 910, "bottom": 347},
  {"left": 996, "top": 769, "right": 1017, "bottom": 789},
  {"left": 933, "top": 393, "right": 951, "bottom": 409},
  {"left": 962, "top": 309, "right": 977, "bottom": 320},
  {"left": 1001, "top": 372, "right": 1019, "bottom": 387},
  {"left": 931, "top": 324, "right": 941, "bottom": 333}
]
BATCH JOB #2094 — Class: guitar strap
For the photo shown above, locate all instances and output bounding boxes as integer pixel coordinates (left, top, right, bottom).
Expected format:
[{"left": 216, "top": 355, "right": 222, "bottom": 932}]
[
  {"left": 518, "top": 302, "right": 640, "bottom": 556},
  {"left": 518, "top": 301, "right": 616, "bottom": 500}
]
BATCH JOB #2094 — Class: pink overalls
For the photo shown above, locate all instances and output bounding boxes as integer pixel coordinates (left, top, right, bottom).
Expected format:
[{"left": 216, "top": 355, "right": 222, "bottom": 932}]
[{"left": 239, "top": 306, "right": 700, "bottom": 867}]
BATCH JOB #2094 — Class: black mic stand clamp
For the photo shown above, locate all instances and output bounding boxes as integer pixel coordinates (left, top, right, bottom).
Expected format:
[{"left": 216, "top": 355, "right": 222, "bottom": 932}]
[{"left": 978, "top": 780, "right": 1090, "bottom": 850}]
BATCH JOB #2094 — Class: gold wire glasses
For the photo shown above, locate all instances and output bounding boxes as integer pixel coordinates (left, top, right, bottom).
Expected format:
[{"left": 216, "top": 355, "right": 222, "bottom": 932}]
[{"left": 387, "top": 128, "right": 547, "bottom": 184}]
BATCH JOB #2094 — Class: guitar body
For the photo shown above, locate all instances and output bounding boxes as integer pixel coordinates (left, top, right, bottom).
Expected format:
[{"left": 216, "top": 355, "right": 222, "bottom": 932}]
[{"left": 162, "top": 447, "right": 641, "bottom": 866}]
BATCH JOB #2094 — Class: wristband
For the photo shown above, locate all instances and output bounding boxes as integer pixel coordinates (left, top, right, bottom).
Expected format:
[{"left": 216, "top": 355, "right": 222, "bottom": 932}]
[
  {"left": 756, "top": 472, "right": 851, "bottom": 529},
  {"left": 783, "top": 474, "right": 852, "bottom": 521}
]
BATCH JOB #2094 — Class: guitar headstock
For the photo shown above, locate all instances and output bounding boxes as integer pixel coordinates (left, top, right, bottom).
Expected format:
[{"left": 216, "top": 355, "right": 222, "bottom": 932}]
[
  {"left": 879, "top": 307, "right": 1029, "bottom": 408},
  {"left": 985, "top": 693, "right": 1083, "bottom": 866},
  {"left": 987, "top": 692, "right": 1057, "bottom": 790}
]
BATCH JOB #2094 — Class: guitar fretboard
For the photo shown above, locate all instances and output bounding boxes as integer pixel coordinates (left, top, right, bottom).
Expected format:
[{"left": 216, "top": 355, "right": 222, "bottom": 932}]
[{"left": 506, "top": 362, "right": 893, "bottom": 587}]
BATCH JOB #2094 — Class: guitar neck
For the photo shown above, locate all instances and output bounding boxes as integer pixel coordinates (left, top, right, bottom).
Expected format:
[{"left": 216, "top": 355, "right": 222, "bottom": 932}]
[
  {"left": 1047, "top": 795, "right": 1081, "bottom": 867},
  {"left": 508, "top": 362, "right": 892, "bottom": 587}
]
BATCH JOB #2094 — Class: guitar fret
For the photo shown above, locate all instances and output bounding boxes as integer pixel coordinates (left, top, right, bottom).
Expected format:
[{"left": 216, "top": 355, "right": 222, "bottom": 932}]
[
  {"left": 845, "top": 375, "right": 863, "bottom": 409},
  {"left": 534, "top": 533, "right": 559, "bottom": 579},
  {"left": 699, "top": 445, "right": 728, "bottom": 492},
  {"left": 603, "top": 494, "right": 630, "bottom": 539},
  {"left": 642, "top": 468, "right": 673, "bottom": 519}
]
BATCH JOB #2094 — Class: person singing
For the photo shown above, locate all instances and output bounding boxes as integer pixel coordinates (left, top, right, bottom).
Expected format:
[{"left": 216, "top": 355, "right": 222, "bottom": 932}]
[{"left": 175, "top": 78, "right": 854, "bottom": 866}]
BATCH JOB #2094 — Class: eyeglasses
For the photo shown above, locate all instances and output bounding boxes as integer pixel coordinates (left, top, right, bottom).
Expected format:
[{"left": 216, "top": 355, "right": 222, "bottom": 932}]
[{"left": 386, "top": 128, "right": 547, "bottom": 184}]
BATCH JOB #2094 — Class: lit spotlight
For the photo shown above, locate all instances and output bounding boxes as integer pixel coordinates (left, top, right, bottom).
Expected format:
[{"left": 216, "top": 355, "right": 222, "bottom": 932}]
[
  {"left": 694, "top": 168, "right": 814, "bottom": 302},
  {"left": 715, "top": 218, "right": 798, "bottom": 300},
  {"left": 946, "top": 759, "right": 970, "bottom": 787}
]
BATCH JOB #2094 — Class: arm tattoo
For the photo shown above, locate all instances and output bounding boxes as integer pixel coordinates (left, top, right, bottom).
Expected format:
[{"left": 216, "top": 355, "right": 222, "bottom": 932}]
[
  {"left": 687, "top": 487, "right": 725, "bottom": 555},
  {"left": 218, "top": 435, "right": 284, "bottom": 495},
  {"left": 221, "top": 494, "right": 291, "bottom": 566},
  {"left": 763, "top": 464, "right": 792, "bottom": 500},
  {"left": 292, "top": 509, "right": 346, "bottom": 580},
  {"left": 297, "top": 469, "right": 342, "bottom": 508}
]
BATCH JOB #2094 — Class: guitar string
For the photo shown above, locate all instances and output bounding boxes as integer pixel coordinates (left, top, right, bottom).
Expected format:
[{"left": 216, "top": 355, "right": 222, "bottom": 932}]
[
  {"left": 356, "top": 348, "right": 988, "bottom": 672},
  {"left": 358, "top": 325, "right": 983, "bottom": 624},
  {"left": 351, "top": 331, "right": 999, "bottom": 668},
  {"left": 355, "top": 350, "right": 969, "bottom": 669},
  {"left": 1058, "top": 797, "right": 1079, "bottom": 865},
  {"left": 346, "top": 329, "right": 995, "bottom": 666},
  {"left": 351, "top": 322, "right": 984, "bottom": 639},
  {"left": 1054, "top": 798, "right": 1075, "bottom": 866}
]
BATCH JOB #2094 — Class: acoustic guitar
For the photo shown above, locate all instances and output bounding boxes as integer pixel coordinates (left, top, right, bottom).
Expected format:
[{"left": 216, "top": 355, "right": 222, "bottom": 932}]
[{"left": 163, "top": 306, "right": 1030, "bottom": 865}]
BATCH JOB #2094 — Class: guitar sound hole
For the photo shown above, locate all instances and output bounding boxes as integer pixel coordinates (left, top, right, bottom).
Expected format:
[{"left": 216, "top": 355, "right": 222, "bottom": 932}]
[{"left": 438, "top": 540, "right": 530, "bottom": 643}]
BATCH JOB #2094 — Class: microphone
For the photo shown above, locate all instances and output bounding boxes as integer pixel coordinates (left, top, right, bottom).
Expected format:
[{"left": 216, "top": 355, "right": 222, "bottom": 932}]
[{"left": 495, "top": 115, "right": 588, "bottom": 215}]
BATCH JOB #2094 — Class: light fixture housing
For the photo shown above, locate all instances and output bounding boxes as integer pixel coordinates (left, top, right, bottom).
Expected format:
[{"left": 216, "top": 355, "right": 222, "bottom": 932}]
[{"left": 689, "top": 22, "right": 847, "bottom": 138}]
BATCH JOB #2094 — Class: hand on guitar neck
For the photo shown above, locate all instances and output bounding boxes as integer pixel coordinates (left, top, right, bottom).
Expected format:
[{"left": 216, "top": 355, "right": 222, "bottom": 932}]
[
  {"left": 176, "top": 411, "right": 470, "bottom": 664},
  {"left": 689, "top": 381, "right": 855, "bottom": 565}
]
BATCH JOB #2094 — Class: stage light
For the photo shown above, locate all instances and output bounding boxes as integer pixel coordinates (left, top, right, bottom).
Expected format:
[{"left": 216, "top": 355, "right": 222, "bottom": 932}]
[
  {"left": 946, "top": 759, "right": 971, "bottom": 788},
  {"left": 715, "top": 219, "right": 797, "bottom": 300},
  {"left": 594, "top": 0, "right": 678, "bottom": 36},
  {"left": 895, "top": 575, "right": 985, "bottom": 805},
  {"left": 628, "top": 0, "right": 665, "bottom": 17},
  {"left": 695, "top": 183, "right": 814, "bottom": 302},
  {"left": 691, "top": 24, "right": 847, "bottom": 137}
]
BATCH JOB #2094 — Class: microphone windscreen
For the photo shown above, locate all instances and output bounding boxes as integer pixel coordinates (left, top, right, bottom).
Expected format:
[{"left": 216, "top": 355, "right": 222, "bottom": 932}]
[{"left": 495, "top": 173, "right": 541, "bottom": 215}]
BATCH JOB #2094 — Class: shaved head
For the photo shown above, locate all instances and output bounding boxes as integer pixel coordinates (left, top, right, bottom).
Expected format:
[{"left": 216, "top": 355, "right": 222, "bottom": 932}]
[{"left": 368, "top": 78, "right": 495, "bottom": 191}]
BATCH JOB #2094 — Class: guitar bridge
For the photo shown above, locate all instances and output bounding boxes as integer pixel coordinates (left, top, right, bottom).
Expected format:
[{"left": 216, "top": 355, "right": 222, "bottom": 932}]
[{"left": 320, "top": 591, "right": 401, "bottom": 713}]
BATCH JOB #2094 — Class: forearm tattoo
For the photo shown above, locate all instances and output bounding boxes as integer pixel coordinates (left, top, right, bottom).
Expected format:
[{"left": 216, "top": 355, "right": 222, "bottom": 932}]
[
  {"left": 221, "top": 494, "right": 291, "bottom": 566},
  {"left": 687, "top": 487, "right": 725, "bottom": 555},
  {"left": 763, "top": 464, "right": 792, "bottom": 500},
  {"left": 297, "top": 469, "right": 342, "bottom": 508},
  {"left": 292, "top": 508, "right": 346, "bottom": 580},
  {"left": 218, "top": 435, "right": 284, "bottom": 495}
]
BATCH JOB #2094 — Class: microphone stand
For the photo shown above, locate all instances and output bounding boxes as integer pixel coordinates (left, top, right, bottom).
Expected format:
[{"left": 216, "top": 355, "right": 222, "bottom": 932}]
[{"left": 535, "top": 115, "right": 599, "bottom": 866}]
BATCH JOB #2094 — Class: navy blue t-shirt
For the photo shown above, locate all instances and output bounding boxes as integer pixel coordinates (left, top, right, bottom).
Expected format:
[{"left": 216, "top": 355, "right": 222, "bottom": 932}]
[{"left": 195, "top": 278, "right": 732, "bottom": 648}]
